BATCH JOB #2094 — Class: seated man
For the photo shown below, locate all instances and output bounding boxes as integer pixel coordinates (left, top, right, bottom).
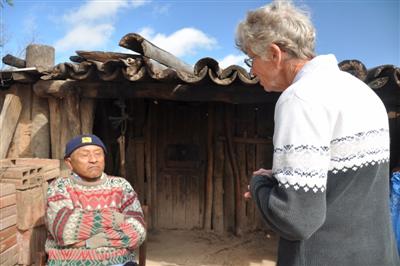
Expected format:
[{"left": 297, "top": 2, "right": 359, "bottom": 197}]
[{"left": 45, "top": 134, "right": 146, "bottom": 266}]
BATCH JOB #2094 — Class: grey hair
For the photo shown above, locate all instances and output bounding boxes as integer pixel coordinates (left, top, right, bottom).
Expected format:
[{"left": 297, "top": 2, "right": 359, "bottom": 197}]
[{"left": 235, "top": 0, "right": 316, "bottom": 60}]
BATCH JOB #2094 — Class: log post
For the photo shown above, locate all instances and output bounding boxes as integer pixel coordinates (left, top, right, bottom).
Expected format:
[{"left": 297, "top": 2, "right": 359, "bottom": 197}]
[
  {"left": 204, "top": 104, "right": 214, "bottom": 230},
  {"left": 6, "top": 85, "right": 33, "bottom": 158},
  {"left": 224, "top": 105, "right": 242, "bottom": 236},
  {"left": 27, "top": 44, "right": 54, "bottom": 158},
  {"left": 0, "top": 87, "right": 22, "bottom": 159}
]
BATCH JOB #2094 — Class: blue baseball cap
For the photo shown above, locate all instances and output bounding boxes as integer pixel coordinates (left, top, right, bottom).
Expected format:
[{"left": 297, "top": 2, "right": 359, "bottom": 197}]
[{"left": 64, "top": 134, "right": 107, "bottom": 158}]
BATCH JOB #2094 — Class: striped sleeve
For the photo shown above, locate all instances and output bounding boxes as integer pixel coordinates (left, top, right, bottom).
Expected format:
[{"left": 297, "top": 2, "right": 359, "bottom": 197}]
[
  {"left": 46, "top": 178, "right": 120, "bottom": 246},
  {"left": 251, "top": 96, "right": 331, "bottom": 240},
  {"left": 86, "top": 179, "right": 146, "bottom": 249}
]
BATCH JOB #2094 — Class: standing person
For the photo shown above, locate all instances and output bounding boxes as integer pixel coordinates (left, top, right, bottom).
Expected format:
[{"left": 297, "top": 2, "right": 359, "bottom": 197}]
[
  {"left": 45, "top": 134, "right": 146, "bottom": 266},
  {"left": 237, "top": 1, "right": 399, "bottom": 265},
  {"left": 391, "top": 161, "right": 400, "bottom": 255}
]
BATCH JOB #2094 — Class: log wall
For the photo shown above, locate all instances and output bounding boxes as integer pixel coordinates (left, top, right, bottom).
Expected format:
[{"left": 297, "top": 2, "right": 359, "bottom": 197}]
[{"left": 92, "top": 99, "right": 275, "bottom": 234}]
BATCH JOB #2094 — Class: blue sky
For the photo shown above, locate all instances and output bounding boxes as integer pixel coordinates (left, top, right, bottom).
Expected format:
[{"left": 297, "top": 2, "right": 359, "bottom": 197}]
[{"left": 1, "top": 0, "right": 399, "bottom": 70}]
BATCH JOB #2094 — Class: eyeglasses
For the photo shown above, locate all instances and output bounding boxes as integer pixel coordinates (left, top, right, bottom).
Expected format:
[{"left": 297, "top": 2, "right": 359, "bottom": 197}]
[{"left": 244, "top": 57, "right": 253, "bottom": 68}]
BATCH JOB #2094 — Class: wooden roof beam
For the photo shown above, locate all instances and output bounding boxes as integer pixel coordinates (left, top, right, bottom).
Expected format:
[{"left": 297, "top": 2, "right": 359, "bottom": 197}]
[
  {"left": 119, "top": 33, "right": 194, "bottom": 74},
  {"left": 33, "top": 80, "right": 279, "bottom": 104}
]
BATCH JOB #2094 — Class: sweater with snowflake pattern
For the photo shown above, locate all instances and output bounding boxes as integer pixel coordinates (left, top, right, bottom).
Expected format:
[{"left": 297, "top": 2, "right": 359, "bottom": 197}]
[
  {"left": 250, "top": 54, "right": 399, "bottom": 266},
  {"left": 45, "top": 173, "right": 146, "bottom": 266}
]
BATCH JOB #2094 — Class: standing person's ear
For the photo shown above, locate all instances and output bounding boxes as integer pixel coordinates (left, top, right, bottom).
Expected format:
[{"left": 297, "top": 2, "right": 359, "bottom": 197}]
[{"left": 269, "top": 44, "right": 282, "bottom": 61}]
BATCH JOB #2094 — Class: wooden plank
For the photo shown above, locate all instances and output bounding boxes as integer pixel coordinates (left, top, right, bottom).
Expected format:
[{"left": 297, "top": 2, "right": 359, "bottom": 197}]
[
  {"left": 247, "top": 142, "right": 257, "bottom": 230},
  {"left": 76, "top": 50, "right": 139, "bottom": 62},
  {"left": 171, "top": 174, "right": 179, "bottom": 229},
  {"left": 0, "top": 244, "right": 17, "bottom": 265},
  {"left": 223, "top": 141, "right": 235, "bottom": 233},
  {"left": 144, "top": 100, "right": 152, "bottom": 229},
  {"left": 195, "top": 172, "right": 203, "bottom": 229},
  {"left": 126, "top": 138, "right": 137, "bottom": 189},
  {"left": 6, "top": 84, "right": 32, "bottom": 158},
  {"left": 0, "top": 225, "right": 17, "bottom": 242},
  {"left": 0, "top": 92, "right": 22, "bottom": 159},
  {"left": 0, "top": 183, "right": 16, "bottom": 197},
  {"left": 49, "top": 97, "right": 62, "bottom": 159},
  {"left": 65, "top": 93, "right": 82, "bottom": 138},
  {"left": 173, "top": 175, "right": 185, "bottom": 229},
  {"left": 224, "top": 105, "right": 243, "bottom": 235},
  {"left": 31, "top": 93, "right": 50, "bottom": 158},
  {"left": 0, "top": 215, "right": 16, "bottom": 231},
  {"left": 151, "top": 103, "right": 159, "bottom": 228},
  {"left": 204, "top": 104, "right": 214, "bottom": 230},
  {"left": 218, "top": 136, "right": 272, "bottom": 145},
  {"left": 80, "top": 98, "right": 95, "bottom": 134},
  {"left": 136, "top": 143, "right": 145, "bottom": 204},
  {"left": 213, "top": 140, "right": 224, "bottom": 233},
  {"left": 237, "top": 140, "right": 247, "bottom": 234},
  {"left": 0, "top": 205, "right": 16, "bottom": 220},
  {"left": 33, "top": 80, "right": 280, "bottom": 104},
  {"left": 119, "top": 33, "right": 193, "bottom": 74},
  {"left": 2, "top": 54, "right": 26, "bottom": 68},
  {"left": 0, "top": 194, "right": 16, "bottom": 209},
  {"left": 166, "top": 173, "right": 174, "bottom": 229},
  {"left": 0, "top": 234, "right": 16, "bottom": 253}
]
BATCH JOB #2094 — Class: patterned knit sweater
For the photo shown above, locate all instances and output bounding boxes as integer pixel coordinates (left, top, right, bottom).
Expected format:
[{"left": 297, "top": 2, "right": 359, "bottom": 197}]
[
  {"left": 251, "top": 55, "right": 399, "bottom": 266},
  {"left": 45, "top": 173, "right": 146, "bottom": 266}
]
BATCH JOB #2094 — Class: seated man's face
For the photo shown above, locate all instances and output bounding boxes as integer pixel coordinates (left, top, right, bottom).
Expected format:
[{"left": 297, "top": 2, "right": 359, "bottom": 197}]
[{"left": 65, "top": 145, "right": 105, "bottom": 180}]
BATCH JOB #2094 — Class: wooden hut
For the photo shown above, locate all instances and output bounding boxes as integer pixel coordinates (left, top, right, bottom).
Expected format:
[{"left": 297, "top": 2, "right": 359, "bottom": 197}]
[{"left": 0, "top": 33, "right": 399, "bottom": 264}]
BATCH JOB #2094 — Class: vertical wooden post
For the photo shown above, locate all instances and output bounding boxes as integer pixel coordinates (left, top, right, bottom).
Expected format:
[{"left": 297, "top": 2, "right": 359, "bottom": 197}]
[
  {"left": 0, "top": 89, "right": 22, "bottom": 159},
  {"left": 6, "top": 85, "right": 33, "bottom": 158},
  {"left": 48, "top": 98, "right": 61, "bottom": 159},
  {"left": 224, "top": 105, "right": 242, "bottom": 236},
  {"left": 204, "top": 104, "right": 214, "bottom": 230},
  {"left": 80, "top": 98, "right": 95, "bottom": 134},
  {"left": 144, "top": 101, "right": 153, "bottom": 229},
  {"left": 26, "top": 44, "right": 54, "bottom": 158},
  {"left": 150, "top": 102, "right": 158, "bottom": 229}
]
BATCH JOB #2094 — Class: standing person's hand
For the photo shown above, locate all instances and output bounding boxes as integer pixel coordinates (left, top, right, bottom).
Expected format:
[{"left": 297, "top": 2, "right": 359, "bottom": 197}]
[
  {"left": 244, "top": 185, "right": 252, "bottom": 200},
  {"left": 244, "top": 168, "right": 273, "bottom": 200},
  {"left": 253, "top": 168, "right": 273, "bottom": 177}
]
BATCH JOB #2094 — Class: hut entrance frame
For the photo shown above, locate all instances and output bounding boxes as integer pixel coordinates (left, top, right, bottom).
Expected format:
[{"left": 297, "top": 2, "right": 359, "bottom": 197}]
[{"left": 92, "top": 98, "right": 276, "bottom": 234}]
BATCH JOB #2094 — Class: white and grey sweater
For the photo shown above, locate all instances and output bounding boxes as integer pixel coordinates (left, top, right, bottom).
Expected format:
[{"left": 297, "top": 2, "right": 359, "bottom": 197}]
[{"left": 251, "top": 54, "right": 399, "bottom": 266}]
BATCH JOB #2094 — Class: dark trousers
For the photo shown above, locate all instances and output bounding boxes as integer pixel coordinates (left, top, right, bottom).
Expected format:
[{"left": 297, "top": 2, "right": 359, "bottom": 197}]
[{"left": 124, "top": 262, "right": 137, "bottom": 266}]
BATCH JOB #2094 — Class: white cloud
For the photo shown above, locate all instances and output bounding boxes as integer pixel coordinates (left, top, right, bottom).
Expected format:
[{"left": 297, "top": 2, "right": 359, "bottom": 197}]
[
  {"left": 138, "top": 27, "right": 155, "bottom": 40},
  {"left": 54, "top": 24, "right": 114, "bottom": 52},
  {"left": 63, "top": 0, "right": 129, "bottom": 25},
  {"left": 55, "top": 0, "right": 151, "bottom": 56},
  {"left": 219, "top": 54, "right": 248, "bottom": 69},
  {"left": 139, "top": 27, "right": 218, "bottom": 57},
  {"left": 131, "top": 0, "right": 150, "bottom": 8}
]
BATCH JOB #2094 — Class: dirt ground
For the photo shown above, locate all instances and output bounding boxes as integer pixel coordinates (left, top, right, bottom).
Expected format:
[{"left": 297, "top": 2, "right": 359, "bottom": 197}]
[{"left": 145, "top": 229, "right": 278, "bottom": 266}]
